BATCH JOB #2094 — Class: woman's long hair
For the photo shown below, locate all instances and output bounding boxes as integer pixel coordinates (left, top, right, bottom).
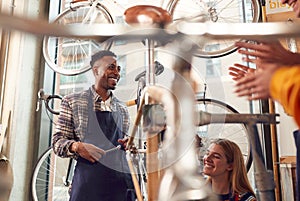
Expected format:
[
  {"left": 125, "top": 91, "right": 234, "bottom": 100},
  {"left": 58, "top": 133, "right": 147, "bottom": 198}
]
[{"left": 208, "top": 138, "right": 255, "bottom": 196}]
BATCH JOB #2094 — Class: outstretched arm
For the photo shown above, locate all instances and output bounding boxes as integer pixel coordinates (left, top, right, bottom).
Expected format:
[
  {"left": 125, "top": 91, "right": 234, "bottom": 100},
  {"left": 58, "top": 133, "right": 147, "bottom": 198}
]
[
  {"left": 232, "top": 40, "right": 300, "bottom": 100},
  {"left": 235, "top": 40, "right": 300, "bottom": 67}
]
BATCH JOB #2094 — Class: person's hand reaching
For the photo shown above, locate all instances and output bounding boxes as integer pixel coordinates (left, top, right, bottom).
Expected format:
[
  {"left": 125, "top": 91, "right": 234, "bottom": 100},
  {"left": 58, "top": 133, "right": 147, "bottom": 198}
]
[
  {"left": 228, "top": 63, "right": 255, "bottom": 81},
  {"left": 230, "top": 40, "right": 295, "bottom": 100},
  {"left": 234, "top": 63, "right": 281, "bottom": 100},
  {"left": 235, "top": 40, "right": 300, "bottom": 67}
]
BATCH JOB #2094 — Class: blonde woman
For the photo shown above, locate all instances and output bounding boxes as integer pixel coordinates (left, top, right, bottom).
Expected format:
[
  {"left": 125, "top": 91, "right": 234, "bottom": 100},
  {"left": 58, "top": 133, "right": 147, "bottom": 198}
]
[{"left": 203, "top": 138, "right": 256, "bottom": 201}]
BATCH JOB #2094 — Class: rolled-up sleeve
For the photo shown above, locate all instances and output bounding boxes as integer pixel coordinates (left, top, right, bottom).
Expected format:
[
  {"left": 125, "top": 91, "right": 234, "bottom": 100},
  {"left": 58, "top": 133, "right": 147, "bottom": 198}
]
[{"left": 52, "top": 97, "right": 78, "bottom": 158}]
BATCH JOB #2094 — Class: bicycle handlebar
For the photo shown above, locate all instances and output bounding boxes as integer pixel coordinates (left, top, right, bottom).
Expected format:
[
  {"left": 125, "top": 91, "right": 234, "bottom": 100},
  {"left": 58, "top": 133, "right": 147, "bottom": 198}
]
[
  {"left": 36, "top": 89, "right": 62, "bottom": 115},
  {"left": 126, "top": 99, "right": 137, "bottom": 107}
]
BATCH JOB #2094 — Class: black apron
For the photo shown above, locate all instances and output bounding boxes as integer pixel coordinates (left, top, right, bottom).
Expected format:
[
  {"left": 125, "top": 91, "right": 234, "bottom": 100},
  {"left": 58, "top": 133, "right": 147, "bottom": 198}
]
[{"left": 69, "top": 93, "right": 135, "bottom": 201}]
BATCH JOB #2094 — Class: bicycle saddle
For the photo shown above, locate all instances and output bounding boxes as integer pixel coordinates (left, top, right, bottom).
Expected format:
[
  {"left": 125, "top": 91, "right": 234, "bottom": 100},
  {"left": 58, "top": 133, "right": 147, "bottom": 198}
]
[
  {"left": 134, "top": 61, "right": 164, "bottom": 81},
  {"left": 124, "top": 5, "right": 172, "bottom": 27}
]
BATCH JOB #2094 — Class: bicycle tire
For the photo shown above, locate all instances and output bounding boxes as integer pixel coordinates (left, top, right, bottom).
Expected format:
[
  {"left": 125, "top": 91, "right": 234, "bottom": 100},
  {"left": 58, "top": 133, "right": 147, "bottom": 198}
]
[
  {"left": 43, "top": 2, "right": 114, "bottom": 76},
  {"left": 196, "top": 98, "right": 252, "bottom": 171},
  {"left": 31, "top": 147, "right": 76, "bottom": 201},
  {"left": 166, "top": 0, "right": 260, "bottom": 58}
]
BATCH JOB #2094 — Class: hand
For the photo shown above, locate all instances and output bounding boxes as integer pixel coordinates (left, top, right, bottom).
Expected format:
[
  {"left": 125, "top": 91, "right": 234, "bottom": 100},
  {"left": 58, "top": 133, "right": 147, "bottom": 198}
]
[
  {"left": 228, "top": 63, "right": 255, "bottom": 81},
  {"left": 118, "top": 137, "right": 129, "bottom": 150},
  {"left": 281, "top": 0, "right": 300, "bottom": 17},
  {"left": 75, "top": 142, "right": 105, "bottom": 163},
  {"left": 281, "top": 0, "right": 296, "bottom": 6},
  {"left": 235, "top": 41, "right": 300, "bottom": 67},
  {"left": 234, "top": 63, "right": 280, "bottom": 100},
  {"left": 293, "top": 1, "right": 300, "bottom": 17}
]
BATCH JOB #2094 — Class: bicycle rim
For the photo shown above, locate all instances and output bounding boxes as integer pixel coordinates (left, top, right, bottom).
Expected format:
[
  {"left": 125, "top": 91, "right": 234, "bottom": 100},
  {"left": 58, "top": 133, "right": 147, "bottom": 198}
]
[
  {"left": 31, "top": 148, "right": 74, "bottom": 201},
  {"left": 167, "top": 0, "right": 260, "bottom": 58},
  {"left": 43, "top": 2, "right": 114, "bottom": 76},
  {"left": 196, "top": 98, "right": 252, "bottom": 171}
]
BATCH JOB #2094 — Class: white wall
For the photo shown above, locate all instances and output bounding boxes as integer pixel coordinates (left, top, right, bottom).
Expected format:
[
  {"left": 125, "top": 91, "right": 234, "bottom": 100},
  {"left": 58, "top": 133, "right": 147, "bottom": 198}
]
[{"left": 275, "top": 103, "right": 298, "bottom": 156}]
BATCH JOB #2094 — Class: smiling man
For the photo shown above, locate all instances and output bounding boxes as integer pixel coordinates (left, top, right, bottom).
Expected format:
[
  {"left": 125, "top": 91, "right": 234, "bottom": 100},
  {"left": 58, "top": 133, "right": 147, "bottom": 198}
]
[{"left": 52, "top": 50, "right": 135, "bottom": 201}]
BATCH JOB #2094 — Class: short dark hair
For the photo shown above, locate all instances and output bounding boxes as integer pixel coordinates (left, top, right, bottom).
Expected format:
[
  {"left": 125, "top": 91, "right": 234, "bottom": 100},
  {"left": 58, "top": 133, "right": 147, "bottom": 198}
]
[{"left": 90, "top": 50, "right": 117, "bottom": 67}]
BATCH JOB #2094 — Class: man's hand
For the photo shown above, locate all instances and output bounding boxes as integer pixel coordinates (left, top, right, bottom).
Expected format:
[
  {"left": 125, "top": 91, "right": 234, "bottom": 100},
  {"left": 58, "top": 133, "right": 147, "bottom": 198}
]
[
  {"left": 72, "top": 142, "right": 105, "bottom": 163},
  {"left": 118, "top": 137, "right": 129, "bottom": 150}
]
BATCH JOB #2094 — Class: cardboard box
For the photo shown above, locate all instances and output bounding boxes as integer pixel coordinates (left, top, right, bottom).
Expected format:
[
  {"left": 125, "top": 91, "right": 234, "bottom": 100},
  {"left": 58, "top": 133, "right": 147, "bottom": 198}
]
[{"left": 280, "top": 156, "right": 296, "bottom": 201}]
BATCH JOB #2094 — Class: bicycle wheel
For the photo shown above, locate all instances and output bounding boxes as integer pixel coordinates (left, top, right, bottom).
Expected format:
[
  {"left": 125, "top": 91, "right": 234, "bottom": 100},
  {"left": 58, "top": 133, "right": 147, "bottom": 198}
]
[
  {"left": 43, "top": 2, "right": 114, "bottom": 76},
  {"left": 196, "top": 98, "right": 252, "bottom": 171},
  {"left": 166, "top": 0, "right": 260, "bottom": 58},
  {"left": 31, "top": 147, "right": 76, "bottom": 201}
]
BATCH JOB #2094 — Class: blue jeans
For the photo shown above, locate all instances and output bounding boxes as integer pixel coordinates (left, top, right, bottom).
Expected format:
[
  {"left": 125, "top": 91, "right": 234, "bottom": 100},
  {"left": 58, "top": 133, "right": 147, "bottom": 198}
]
[{"left": 293, "top": 130, "right": 300, "bottom": 201}]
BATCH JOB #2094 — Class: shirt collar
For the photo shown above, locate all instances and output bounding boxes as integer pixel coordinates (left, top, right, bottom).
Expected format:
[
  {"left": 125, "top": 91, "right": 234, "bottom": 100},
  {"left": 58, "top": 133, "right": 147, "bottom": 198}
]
[{"left": 90, "top": 86, "right": 113, "bottom": 102}]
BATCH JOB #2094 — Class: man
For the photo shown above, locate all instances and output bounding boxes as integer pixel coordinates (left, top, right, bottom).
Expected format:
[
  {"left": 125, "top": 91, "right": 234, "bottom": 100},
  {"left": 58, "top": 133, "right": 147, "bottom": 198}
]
[{"left": 52, "top": 50, "right": 135, "bottom": 201}]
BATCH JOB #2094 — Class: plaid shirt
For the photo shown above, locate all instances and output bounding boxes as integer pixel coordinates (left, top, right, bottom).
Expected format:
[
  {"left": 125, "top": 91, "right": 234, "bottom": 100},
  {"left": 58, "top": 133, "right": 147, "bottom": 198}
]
[{"left": 52, "top": 86, "right": 130, "bottom": 158}]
